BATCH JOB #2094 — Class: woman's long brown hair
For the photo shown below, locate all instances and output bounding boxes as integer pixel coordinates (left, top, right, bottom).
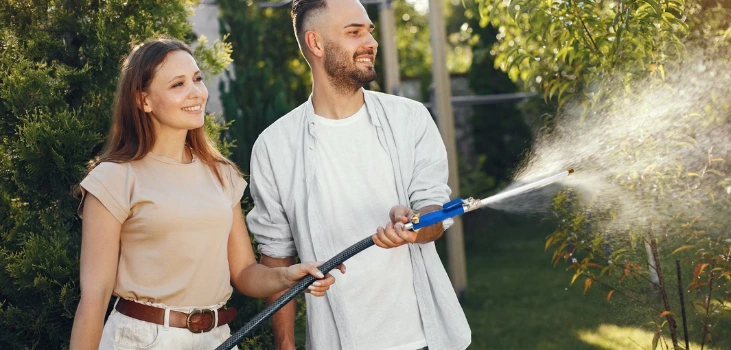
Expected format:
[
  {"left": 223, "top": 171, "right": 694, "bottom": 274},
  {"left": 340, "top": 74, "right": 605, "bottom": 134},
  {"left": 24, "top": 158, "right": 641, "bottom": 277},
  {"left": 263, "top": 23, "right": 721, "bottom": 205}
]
[{"left": 92, "top": 37, "right": 239, "bottom": 186}]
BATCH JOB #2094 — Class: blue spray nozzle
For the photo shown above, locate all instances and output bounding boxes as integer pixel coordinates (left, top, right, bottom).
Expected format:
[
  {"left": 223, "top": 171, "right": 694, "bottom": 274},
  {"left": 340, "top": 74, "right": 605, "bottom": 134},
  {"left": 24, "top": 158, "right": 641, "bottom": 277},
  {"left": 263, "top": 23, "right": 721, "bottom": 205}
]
[{"left": 410, "top": 198, "right": 466, "bottom": 230}]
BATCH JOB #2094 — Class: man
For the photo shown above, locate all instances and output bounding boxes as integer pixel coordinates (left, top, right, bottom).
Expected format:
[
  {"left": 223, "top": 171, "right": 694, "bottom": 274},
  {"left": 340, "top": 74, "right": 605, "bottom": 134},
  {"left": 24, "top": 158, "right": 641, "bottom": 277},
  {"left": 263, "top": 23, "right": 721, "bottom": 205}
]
[{"left": 246, "top": 0, "right": 471, "bottom": 348}]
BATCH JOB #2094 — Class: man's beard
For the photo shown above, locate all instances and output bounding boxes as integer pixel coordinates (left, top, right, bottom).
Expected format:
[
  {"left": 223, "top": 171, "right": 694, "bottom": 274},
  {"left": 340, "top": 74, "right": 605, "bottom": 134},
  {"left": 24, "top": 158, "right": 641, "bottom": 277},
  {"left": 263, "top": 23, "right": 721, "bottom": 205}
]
[{"left": 323, "top": 40, "right": 376, "bottom": 94}]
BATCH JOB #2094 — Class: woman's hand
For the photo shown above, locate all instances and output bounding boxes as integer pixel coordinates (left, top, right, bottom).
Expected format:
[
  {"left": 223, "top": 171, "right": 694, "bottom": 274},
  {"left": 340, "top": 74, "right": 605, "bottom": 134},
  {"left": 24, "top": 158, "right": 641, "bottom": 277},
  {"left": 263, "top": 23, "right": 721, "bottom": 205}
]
[{"left": 282, "top": 262, "right": 346, "bottom": 297}]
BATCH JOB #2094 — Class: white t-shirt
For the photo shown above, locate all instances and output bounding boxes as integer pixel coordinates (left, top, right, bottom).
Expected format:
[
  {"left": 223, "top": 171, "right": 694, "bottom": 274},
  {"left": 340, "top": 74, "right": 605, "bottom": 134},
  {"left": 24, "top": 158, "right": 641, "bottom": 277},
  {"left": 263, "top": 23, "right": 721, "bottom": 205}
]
[{"left": 312, "top": 104, "right": 427, "bottom": 350}]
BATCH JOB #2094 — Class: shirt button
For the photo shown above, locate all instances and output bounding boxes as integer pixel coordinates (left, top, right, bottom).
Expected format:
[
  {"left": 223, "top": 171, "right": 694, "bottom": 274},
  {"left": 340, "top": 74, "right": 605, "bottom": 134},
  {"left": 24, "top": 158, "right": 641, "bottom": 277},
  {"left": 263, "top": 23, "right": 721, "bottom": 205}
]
[
  {"left": 310, "top": 122, "right": 315, "bottom": 127},
  {"left": 309, "top": 146, "right": 314, "bottom": 150}
]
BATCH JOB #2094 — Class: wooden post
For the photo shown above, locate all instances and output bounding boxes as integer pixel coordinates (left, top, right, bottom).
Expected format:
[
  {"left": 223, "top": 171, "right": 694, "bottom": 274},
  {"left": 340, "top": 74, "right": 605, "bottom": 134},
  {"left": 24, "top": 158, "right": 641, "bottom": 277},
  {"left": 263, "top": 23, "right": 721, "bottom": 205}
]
[
  {"left": 378, "top": 0, "right": 400, "bottom": 95},
  {"left": 428, "top": 0, "right": 467, "bottom": 297}
]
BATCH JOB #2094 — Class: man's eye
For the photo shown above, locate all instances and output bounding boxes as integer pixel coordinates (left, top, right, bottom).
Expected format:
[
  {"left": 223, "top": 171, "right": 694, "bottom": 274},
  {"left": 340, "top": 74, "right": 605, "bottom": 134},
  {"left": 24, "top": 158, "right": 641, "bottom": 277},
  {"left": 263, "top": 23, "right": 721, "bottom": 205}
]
[{"left": 195, "top": 76, "right": 204, "bottom": 82}]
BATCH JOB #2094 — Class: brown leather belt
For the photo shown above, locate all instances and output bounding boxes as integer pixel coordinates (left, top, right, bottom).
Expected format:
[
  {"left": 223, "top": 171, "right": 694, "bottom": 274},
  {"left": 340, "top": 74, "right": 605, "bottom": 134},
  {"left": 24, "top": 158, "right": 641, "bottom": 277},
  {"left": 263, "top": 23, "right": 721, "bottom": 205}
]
[{"left": 115, "top": 298, "right": 238, "bottom": 333}]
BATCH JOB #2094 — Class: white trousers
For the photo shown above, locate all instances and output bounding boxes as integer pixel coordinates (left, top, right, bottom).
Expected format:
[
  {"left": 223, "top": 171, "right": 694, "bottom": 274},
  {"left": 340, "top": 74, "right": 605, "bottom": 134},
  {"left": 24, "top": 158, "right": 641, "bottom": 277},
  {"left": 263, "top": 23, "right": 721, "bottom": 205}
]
[{"left": 99, "top": 309, "right": 234, "bottom": 350}]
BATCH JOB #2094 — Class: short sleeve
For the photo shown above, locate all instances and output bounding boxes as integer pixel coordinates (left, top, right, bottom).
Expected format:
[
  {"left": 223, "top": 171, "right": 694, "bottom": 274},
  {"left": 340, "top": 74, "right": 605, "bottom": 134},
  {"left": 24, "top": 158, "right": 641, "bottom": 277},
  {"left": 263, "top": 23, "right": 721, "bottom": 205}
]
[
  {"left": 226, "top": 164, "right": 247, "bottom": 208},
  {"left": 78, "top": 162, "right": 133, "bottom": 224}
]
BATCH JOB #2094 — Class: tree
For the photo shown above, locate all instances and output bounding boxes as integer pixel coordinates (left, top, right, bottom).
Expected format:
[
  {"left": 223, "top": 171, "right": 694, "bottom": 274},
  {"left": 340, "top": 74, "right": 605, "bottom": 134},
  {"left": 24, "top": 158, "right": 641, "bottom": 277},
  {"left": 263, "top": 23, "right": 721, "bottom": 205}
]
[
  {"left": 461, "top": 1, "right": 533, "bottom": 196},
  {"left": 0, "top": 1, "right": 230, "bottom": 348},
  {"left": 481, "top": 0, "right": 688, "bottom": 107},
  {"left": 479, "top": 0, "right": 731, "bottom": 347},
  {"left": 218, "top": 0, "right": 310, "bottom": 174},
  {"left": 386, "top": 0, "right": 476, "bottom": 100}
]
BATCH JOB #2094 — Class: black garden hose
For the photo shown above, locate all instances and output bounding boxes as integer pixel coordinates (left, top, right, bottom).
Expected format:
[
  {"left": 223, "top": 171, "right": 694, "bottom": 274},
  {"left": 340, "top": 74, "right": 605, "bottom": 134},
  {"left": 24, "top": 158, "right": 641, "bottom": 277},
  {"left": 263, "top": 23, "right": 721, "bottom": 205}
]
[{"left": 216, "top": 236, "right": 375, "bottom": 350}]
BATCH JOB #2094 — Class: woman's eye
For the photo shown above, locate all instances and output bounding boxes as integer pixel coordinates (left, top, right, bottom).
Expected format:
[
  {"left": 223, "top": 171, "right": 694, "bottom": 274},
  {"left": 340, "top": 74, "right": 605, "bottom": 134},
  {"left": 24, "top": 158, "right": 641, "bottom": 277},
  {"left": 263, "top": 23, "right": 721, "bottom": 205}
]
[
  {"left": 172, "top": 82, "right": 183, "bottom": 88},
  {"left": 195, "top": 76, "right": 204, "bottom": 82}
]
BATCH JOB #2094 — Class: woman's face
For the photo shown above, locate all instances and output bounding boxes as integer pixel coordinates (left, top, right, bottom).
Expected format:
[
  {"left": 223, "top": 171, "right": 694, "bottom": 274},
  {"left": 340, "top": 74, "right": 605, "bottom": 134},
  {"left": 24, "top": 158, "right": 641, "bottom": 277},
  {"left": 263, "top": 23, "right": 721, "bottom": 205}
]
[{"left": 141, "top": 50, "right": 208, "bottom": 135}]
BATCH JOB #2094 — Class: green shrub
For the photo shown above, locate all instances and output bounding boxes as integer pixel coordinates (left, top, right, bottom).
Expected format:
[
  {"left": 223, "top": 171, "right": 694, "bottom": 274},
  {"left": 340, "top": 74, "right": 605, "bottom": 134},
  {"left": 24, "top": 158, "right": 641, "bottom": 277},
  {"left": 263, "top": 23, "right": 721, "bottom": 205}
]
[{"left": 0, "top": 1, "right": 235, "bottom": 348}]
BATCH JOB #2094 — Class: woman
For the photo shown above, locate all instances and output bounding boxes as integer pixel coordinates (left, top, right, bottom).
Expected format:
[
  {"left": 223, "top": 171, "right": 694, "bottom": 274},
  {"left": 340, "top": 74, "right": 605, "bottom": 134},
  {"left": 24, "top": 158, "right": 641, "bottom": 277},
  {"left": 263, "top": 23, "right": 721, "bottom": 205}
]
[{"left": 69, "top": 38, "right": 342, "bottom": 349}]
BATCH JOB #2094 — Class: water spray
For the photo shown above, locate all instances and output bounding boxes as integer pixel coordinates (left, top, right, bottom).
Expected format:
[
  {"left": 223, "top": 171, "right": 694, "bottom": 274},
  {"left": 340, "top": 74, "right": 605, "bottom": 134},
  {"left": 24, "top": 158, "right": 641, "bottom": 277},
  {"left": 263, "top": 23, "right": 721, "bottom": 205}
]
[{"left": 216, "top": 169, "right": 574, "bottom": 350}]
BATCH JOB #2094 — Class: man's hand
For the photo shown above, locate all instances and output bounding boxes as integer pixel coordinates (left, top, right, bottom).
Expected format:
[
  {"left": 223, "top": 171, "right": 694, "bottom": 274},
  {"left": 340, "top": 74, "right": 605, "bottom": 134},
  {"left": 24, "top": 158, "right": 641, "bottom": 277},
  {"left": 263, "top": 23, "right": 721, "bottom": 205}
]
[
  {"left": 372, "top": 205, "right": 445, "bottom": 248},
  {"left": 372, "top": 205, "right": 417, "bottom": 249}
]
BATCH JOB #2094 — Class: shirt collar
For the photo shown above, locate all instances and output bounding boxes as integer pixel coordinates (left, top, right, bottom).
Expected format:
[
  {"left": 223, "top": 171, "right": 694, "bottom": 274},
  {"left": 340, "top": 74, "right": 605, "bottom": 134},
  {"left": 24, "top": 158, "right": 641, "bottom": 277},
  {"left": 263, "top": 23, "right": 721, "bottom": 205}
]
[{"left": 304, "top": 88, "right": 382, "bottom": 127}]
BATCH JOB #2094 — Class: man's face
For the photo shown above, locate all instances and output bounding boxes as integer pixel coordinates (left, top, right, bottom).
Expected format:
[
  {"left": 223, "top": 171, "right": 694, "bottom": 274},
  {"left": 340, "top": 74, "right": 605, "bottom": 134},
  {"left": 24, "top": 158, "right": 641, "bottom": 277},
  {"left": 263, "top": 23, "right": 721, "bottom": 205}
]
[
  {"left": 323, "top": 38, "right": 376, "bottom": 93},
  {"left": 321, "top": 0, "right": 378, "bottom": 93}
]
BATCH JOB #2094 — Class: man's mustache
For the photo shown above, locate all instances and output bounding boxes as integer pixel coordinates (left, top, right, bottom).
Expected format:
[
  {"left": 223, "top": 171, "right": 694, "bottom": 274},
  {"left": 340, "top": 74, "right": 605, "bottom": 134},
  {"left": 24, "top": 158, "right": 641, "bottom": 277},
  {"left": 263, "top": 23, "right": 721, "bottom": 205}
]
[{"left": 353, "top": 49, "right": 376, "bottom": 58}]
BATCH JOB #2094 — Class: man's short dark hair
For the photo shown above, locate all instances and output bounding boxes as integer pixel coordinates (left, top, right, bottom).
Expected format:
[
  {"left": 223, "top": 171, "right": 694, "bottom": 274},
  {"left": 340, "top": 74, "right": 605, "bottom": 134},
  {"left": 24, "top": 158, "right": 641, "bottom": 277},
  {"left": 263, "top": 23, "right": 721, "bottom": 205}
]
[{"left": 291, "top": 0, "right": 328, "bottom": 43}]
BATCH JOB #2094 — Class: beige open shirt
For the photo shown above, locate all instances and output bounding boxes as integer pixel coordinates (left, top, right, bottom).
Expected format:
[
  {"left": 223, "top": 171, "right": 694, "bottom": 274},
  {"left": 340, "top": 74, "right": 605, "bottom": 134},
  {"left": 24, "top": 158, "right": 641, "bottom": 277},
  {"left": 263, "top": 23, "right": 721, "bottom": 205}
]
[{"left": 247, "top": 90, "right": 471, "bottom": 349}]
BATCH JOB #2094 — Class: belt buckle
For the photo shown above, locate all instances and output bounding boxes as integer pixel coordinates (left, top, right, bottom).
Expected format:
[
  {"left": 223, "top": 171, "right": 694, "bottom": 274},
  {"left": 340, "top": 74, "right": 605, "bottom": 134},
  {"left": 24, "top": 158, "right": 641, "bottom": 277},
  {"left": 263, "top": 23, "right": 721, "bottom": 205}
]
[{"left": 186, "top": 308, "right": 216, "bottom": 333}]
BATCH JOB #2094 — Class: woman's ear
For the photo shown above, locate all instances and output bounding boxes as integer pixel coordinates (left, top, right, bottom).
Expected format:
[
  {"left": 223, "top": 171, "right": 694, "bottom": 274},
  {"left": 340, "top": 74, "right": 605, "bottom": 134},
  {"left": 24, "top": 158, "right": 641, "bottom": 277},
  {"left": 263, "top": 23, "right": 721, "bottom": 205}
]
[
  {"left": 136, "top": 92, "right": 152, "bottom": 113},
  {"left": 305, "top": 31, "right": 324, "bottom": 58}
]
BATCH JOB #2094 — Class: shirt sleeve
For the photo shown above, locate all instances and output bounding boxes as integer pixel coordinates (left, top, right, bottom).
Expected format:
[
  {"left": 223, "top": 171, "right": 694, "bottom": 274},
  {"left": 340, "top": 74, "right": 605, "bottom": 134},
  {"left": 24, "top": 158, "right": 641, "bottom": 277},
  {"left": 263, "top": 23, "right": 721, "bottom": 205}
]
[
  {"left": 226, "top": 164, "right": 247, "bottom": 208},
  {"left": 245, "top": 139, "right": 297, "bottom": 258},
  {"left": 78, "top": 162, "right": 132, "bottom": 224},
  {"left": 408, "top": 103, "right": 452, "bottom": 211}
]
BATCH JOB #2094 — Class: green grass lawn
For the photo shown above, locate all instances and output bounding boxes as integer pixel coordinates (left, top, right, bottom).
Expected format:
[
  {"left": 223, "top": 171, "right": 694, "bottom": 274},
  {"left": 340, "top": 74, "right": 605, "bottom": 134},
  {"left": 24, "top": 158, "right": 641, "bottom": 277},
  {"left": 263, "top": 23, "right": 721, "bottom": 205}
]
[{"left": 453, "top": 211, "right": 729, "bottom": 350}]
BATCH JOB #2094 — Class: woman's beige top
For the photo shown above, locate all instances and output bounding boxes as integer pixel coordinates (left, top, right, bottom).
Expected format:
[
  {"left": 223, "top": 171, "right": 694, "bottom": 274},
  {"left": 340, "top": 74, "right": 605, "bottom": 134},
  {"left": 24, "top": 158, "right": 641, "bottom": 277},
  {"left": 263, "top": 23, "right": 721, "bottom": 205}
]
[{"left": 78, "top": 152, "right": 246, "bottom": 307}]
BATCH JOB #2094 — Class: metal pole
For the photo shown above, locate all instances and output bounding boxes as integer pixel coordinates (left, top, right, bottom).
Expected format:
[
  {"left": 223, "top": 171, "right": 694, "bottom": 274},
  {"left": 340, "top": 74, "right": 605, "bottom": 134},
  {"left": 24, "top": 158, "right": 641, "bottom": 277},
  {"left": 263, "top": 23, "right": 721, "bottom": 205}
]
[
  {"left": 428, "top": 0, "right": 467, "bottom": 297},
  {"left": 378, "top": 0, "right": 400, "bottom": 95}
]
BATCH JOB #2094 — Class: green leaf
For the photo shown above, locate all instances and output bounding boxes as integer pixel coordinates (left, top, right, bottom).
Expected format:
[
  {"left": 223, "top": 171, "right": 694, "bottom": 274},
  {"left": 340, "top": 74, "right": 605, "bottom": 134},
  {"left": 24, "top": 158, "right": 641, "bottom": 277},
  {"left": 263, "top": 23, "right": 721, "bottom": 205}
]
[
  {"left": 549, "top": 81, "right": 561, "bottom": 100},
  {"left": 659, "top": 310, "right": 675, "bottom": 319},
  {"left": 583, "top": 277, "right": 593, "bottom": 294},
  {"left": 644, "top": 0, "right": 662, "bottom": 16},
  {"left": 652, "top": 330, "right": 661, "bottom": 350},
  {"left": 558, "top": 82, "right": 572, "bottom": 102},
  {"left": 570, "top": 271, "right": 581, "bottom": 286},
  {"left": 671, "top": 245, "right": 695, "bottom": 254}
]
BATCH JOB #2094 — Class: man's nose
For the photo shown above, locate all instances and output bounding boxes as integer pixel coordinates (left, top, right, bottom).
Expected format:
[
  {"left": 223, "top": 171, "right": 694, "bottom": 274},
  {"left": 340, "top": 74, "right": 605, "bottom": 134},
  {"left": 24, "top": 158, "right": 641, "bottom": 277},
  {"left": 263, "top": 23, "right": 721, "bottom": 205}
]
[{"left": 365, "top": 32, "right": 379, "bottom": 50}]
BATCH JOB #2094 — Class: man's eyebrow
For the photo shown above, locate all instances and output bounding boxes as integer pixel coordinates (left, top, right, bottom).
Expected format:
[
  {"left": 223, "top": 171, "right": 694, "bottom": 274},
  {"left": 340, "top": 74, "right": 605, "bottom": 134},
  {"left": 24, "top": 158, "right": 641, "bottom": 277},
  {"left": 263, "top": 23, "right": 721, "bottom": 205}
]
[{"left": 343, "top": 23, "right": 375, "bottom": 30}]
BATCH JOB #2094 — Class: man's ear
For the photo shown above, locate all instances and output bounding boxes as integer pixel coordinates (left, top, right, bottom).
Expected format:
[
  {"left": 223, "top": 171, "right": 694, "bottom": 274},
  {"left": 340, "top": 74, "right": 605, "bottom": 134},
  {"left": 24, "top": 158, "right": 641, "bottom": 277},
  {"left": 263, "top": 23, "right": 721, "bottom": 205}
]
[
  {"left": 136, "top": 92, "right": 152, "bottom": 113},
  {"left": 305, "top": 31, "right": 325, "bottom": 58}
]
